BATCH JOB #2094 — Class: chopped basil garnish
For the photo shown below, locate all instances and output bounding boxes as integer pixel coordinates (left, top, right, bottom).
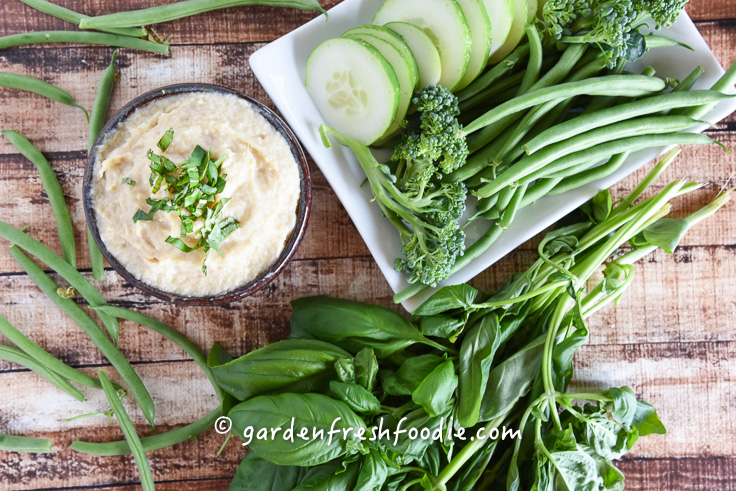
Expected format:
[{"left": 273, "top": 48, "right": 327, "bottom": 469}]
[
  {"left": 122, "top": 177, "right": 136, "bottom": 186},
  {"left": 132, "top": 128, "right": 240, "bottom": 274}
]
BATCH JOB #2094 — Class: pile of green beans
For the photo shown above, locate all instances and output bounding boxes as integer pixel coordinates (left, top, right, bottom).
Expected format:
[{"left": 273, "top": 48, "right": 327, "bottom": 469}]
[
  {"left": 79, "top": 0, "right": 327, "bottom": 30},
  {"left": 393, "top": 35, "right": 736, "bottom": 303}
]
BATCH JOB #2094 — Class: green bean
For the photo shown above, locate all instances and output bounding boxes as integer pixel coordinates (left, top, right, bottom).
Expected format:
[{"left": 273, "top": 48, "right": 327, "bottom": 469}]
[
  {"left": 71, "top": 408, "right": 220, "bottom": 456},
  {"left": 644, "top": 34, "right": 694, "bottom": 52},
  {"left": 679, "top": 59, "right": 736, "bottom": 120},
  {"left": 87, "top": 50, "right": 119, "bottom": 281},
  {"left": 457, "top": 43, "right": 530, "bottom": 102},
  {"left": 0, "top": 434, "right": 52, "bottom": 453},
  {"left": 524, "top": 90, "right": 732, "bottom": 154},
  {"left": 466, "top": 45, "right": 590, "bottom": 152},
  {"left": 0, "top": 222, "right": 119, "bottom": 341},
  {"left": 0, "top": 288, "right": 103, "bottom": 391},
  {"left": 496, "top": 55, "right": 608, "bottom": 163},
  {"left": 494, "top": 184, "right": 517, "bottom": 212},
  {"left": 92, "top": 305, "right": 224, "bottom": 403},
  {"left": 611, "top": 148, "right": 681, "bottom": 218},
  {"left": 18, "top": 0, "right": 147, "bottom": 37},
  {"left": 515, "top": 133, "right": 712, "bottom": 192},
  {"left": 519, "top": 178, "right": 562, "bottom": 208},
  {"left": 670, "top": 66, "right": 704, "bottom": 94},
  {"left": 0, "top": 31, "right": 170, "bottom": 55},
  {"left": 468, "top": 194, "right": 499, "bottom": 222},
  {"left": 3, "top": 131, "right": 76, "bottom": 268},
  {"left": 0, "top": 344, "right": 84, "bottom": 401},
  {"left": 459, "top": 71, "right": 526, "bottom": 113},
  {"left": 465, "top": 75, "right": 667, "bottom": 134},
  {"left": 518, "top": 26, "right": 542, "bottom": 95},
  {"left": 0, "top": 72, "right": 88, "bottom": 120},
  {"left": 98, "top": 370, "right": 155, "bottom": 491},
  {"left": 80, "top": 0, "right": 326, "bottom": 29},
  {"left": 477, "top": 116, "right": 702, "bottom": 197},
  {"left": 5, "top": 243, "right": 154, "bottom": 425},
  {"left": 499, "top": 183, "right": 528, "bottom": 229},
  {"left": 547, "top": 153, "right": 630, "bottom": 194}
]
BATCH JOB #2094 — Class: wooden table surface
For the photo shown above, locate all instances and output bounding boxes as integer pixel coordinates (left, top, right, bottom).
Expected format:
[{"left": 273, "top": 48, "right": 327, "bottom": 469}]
[{"left": 0, "top": 1, "right": 734, "bottom": 489}]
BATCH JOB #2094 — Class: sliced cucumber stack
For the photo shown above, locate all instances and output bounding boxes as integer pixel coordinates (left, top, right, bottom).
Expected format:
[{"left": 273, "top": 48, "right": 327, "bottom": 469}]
[
  {"left": 488, "top": 0, "right": 529, "bottom": 64},
  {"left": 306, "top": 37, "right": 400, "bottom": 145},
  {"left": 454, "top": 0, "right": 492, "bottom": 90},
  {"left": 373, "top": 0, "right": 472, "bottom": 91},
  {"left": 481, "top": 0, "right": 514, "bottom": 60},
  {"left": 343, "top": 26, "right": 419, "bottom": 137},
  {"left": 384, "top": 22, "right": 442, "bottom": 89}
]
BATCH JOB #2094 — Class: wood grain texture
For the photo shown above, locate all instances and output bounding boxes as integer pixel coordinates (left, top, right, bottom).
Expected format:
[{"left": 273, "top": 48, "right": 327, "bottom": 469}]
[{"left": 0, "top": 0, "right": 735, "bottom": 489}]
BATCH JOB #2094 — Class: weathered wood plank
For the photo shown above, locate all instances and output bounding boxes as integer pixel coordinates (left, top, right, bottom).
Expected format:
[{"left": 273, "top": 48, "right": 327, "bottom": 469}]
[
  {"left": 619, "top": 457, "right": 736, "bottom": 491},
  {"left": 0, "top": 0, "right": 730, "bottom": 42}
]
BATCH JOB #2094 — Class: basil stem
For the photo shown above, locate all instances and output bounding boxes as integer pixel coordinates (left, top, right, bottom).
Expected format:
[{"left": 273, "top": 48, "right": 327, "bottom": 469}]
[
  {"left": 98, "top": 370, "right": 155, "bottom": 491},
  {"left": 3, "top": 131, "right": 76, "bottom": 268}
]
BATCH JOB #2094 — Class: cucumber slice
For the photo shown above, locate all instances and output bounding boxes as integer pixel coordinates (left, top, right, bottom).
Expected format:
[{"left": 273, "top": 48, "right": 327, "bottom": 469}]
[
  {"left": 343, "top": 31, "right": 416, "bottom": 137},
  {"left": 481, "top": 0, "right": 514, "bottom": 59},
  {"left": 488, "top": 0, "right": 529, "bottom": 64},
  {"left": 454, "top": 0, "right": 492, "bottom": 90},
  {"left": 306, "top": 37, "right": 400, "bottom": 145},
  {"left": 384, "top": 22, "right": 442, "bottom": 88},
  {"left": 373, "top": 0, "right": 471, "bottom": 91}
]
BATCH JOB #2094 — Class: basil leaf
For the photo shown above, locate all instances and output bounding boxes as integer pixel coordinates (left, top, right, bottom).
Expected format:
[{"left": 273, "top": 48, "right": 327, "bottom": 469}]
[
  {"left": 414, "top": 284, "right": 478, "bottom": 316},
  {"left": 379, "top": 406, "right": 451, "bottom": 460},
  {"left": 630, "top": 399, "right": 666, "bottom": 436},
  {"left": 604, "top": 386, "right": 638, "bottom": 427},
  {"left": 293, "top": 460, "right": 360, "bottom": 490},
  {"left": 479, "top": 335, "right": 545, "bottom": 422},
  {"left": 412, "top": 359, "right": 458, "bottom": 418},
  {"left": 157, "top": 128, "right": 174, "bottom": 151},
  {"left": 290, "top": 296, "right": 426, "bottom": 358},
  {"left": 228, "top": 393, "right": 366, "bottom": 466},
  {"left": 420, "top": 314, "right": 465, "bottom": 340},
  {"left": 229, "top": 452, "right": 303, "bottom": 491},
  {"left": 355, "top": 449, "right": 389, "bottom": 491},
  {"left": 334, "top": 357, "right": 355, "bottom": 383},
  {"left": 211, "top": 340, "right": 351, "bottom": 401},
  {"left": 122, "top": 177, "right": 136, "bottom": 186},
  {"left": 382, "top": 354, "right": 444, "bottom": 396},
  {"left": 329, "top": 381, "right": 381, "bottom": 415},
  {"left": 207, "top": 342, "right": 236, "bottom": 416},
  {"left": 354, "top": 348, "right": 378, "bottom": 391},
  {"left": 457, "top": 314, "right": 501, "bottom": 427},
  {"left": 641, "top": 217, "right": 689, "bottom": 253}
]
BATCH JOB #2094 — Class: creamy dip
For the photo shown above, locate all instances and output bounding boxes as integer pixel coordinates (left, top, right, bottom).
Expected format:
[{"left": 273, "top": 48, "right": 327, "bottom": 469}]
[{"left": 91, "top": 91, "right": 301, "bottom": 297}]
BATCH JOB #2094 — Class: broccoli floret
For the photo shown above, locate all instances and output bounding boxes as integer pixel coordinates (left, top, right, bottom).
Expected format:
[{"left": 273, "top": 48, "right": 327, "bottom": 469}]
[
  {"left": 391, "top": 85, "right": 469, "bottom": 197},
  {"left": 540, "top": 0, "right": 689, "bottom": 67},
  {"left": 320, "top": 125, "right": 467, "bottom": 288}
]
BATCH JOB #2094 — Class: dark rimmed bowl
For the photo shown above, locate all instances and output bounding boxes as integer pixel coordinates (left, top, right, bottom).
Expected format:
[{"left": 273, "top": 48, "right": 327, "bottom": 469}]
[{"left": 83, "top": 83, "right": 312, "bottom": 305}]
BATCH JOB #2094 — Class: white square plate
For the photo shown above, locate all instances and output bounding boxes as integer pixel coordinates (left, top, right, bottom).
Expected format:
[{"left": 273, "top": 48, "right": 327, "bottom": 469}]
[{"left": 250, "top": 0, "right": 736, "bottom": 311}]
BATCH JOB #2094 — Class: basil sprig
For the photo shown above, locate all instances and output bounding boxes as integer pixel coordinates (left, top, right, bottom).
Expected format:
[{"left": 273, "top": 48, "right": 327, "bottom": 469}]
[{"left": 132, "top": 128, "right": 240, "bottom": 274}]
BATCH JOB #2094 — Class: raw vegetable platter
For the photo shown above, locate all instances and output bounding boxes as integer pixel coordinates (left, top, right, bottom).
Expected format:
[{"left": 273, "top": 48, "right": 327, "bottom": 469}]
[
  {"left": 1, "top": 0, "right": 736, "bottom": 490},
  {"left": 250, "top": 0, "right": 736, "bottom": 311}
]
